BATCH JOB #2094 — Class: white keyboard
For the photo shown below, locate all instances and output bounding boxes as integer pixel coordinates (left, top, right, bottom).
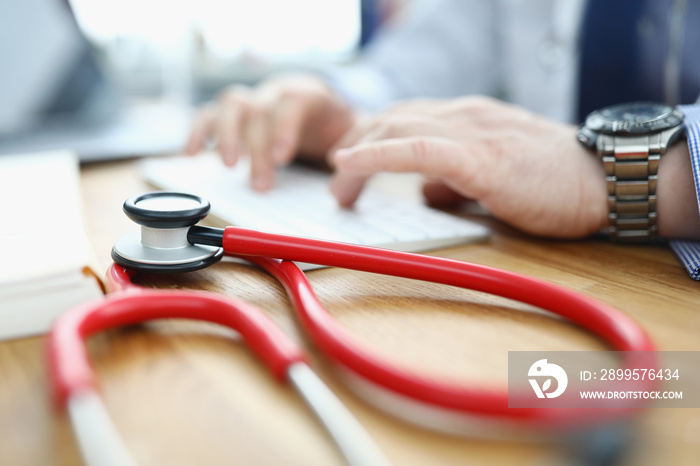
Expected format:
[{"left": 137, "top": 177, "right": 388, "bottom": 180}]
[{"left": 141, "top": 156, "right": 490, "bottom": 258}]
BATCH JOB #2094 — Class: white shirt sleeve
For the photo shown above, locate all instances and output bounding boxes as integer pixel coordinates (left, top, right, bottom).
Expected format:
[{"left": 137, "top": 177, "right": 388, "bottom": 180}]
[{"left": 328, "top": 0, "right": 500, "bottom": 113}]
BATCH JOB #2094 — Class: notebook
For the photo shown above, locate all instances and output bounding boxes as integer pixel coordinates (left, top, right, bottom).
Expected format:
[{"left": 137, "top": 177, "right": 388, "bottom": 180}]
[{"left": 0, "top": 151, "right": 104, "bottom": 340}]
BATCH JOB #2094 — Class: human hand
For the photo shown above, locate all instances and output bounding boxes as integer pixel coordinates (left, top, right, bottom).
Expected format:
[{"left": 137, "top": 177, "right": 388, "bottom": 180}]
[
  {"left": 329, "top": 97, "right": 609, "bottom": 238},
  {"left": 186, "top": 74, "right": 355, "bottom": 190}
]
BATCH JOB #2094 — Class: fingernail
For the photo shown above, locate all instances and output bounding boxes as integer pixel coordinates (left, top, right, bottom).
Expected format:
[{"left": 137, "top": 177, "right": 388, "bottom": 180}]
[
  {"left": 332, "top": 148, "right": 352, "bottom": 165},
  {"left": 329, "top": 178, "right": 355, "bottom": 207},
  {"left": 252, "top": 173, "right": 272, "bottom": 191},
  {"left": 223, "top": 147, "right": 237, "bottom": 166},
  {"left": 271, "top": 142, "right": 288, "bottom": 164},
  {"left": 185, "top": 138, "right": 198, "bottom": 155}
]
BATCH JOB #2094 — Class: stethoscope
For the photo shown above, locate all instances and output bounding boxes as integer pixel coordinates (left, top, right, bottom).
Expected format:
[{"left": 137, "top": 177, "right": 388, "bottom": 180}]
[{"left": 48, "top": 191, "right": 657, "bottom": 466}]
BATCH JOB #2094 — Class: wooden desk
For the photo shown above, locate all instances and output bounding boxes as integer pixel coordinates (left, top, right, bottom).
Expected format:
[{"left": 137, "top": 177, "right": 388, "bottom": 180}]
[{"left": 1, "top": 157, "right": 698, "bottom": 466}]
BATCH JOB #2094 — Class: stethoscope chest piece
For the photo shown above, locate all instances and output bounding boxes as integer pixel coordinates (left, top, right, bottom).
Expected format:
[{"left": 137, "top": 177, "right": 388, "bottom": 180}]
[{"left": 111, "top": 192, "right": 223, "bottom": 273}]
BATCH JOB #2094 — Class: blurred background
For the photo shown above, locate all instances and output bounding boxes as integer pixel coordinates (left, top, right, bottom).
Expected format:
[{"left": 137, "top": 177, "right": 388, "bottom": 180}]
[
  {"left": 0, "top": 0, "right": 407, "bottom": 159},
  {"left": 69, "top": 0, "right": 370, "bottom": 104}
]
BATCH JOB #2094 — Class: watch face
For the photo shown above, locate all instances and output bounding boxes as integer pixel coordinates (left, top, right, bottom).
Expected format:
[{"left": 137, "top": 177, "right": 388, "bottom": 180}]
[
  {"left": 601, "top": 102, "right": 670, "bottom": 122},
  {"left": 585, "top": 101, "right": 684, "bottom": 135}
]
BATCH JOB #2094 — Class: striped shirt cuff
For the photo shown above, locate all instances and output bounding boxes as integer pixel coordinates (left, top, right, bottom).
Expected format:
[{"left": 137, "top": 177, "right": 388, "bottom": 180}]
[
  {"left": 670, "top": 240, "right": 700, "bottom": 280},
  {"left": 670, "top": 104, "right": 700, "bottom": 280}
]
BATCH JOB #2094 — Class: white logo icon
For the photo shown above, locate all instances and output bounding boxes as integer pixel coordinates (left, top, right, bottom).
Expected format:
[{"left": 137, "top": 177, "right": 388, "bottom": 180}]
[{"left": 528, "top": 359, "right": 568, "bottom": 399}]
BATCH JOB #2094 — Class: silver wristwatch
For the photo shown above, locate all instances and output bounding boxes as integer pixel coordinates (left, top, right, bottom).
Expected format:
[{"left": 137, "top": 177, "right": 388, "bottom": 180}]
[{"left": 578, "top": 102, "right": 685, "bottom": 241}]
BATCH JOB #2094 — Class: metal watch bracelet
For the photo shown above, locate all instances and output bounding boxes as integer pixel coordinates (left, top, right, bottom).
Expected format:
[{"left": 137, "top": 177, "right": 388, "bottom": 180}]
[{"left": 597, "top": 132, "right": 672, "bottom": 241}]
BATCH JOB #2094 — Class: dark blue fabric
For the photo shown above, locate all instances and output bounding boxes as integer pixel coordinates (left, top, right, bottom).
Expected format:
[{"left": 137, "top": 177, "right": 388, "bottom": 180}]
[
  {"left": 360, "top": 0, "right": 384, "bottom": 48},
  {"left": 577, "top": 0, "right": 700, "bottom": 122},
  {"left": 680, "top": 0, "right": 700, "bottom": 104}
]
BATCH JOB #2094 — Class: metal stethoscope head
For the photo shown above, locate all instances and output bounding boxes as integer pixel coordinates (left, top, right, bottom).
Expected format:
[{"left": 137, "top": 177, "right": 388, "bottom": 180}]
[{"left": 112, "top": 192, "right": 224, "bottom": 273}]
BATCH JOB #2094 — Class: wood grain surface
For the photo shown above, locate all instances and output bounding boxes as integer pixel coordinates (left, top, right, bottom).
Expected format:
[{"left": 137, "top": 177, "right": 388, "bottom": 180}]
[{"left": 0, "top": 157, "right": 698, "bottom": 466}]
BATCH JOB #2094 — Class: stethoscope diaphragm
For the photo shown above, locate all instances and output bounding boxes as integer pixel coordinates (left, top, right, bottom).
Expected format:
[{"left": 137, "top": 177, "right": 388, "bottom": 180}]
[{"left": 111, "top": 191, "right": 224, "bottom": 273}]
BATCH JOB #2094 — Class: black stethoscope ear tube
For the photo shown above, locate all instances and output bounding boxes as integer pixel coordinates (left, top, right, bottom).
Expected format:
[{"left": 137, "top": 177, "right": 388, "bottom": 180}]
[{"left": 188, "top": 226, "right": 225, "bottom": 247}]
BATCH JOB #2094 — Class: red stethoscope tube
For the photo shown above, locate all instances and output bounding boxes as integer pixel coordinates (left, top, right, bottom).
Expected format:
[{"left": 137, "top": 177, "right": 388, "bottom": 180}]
[
  {"left": 218, "top": 227, "right": 657, "bottom": 426},
  {"left": 50, "top": 224, "right": 658, "bottom": 435},
  {"left": 48, "top": 267, "right": 306, "bottom": 409},
  {"left": 49, "top": 266, "right": 393, "bottom": 466}
]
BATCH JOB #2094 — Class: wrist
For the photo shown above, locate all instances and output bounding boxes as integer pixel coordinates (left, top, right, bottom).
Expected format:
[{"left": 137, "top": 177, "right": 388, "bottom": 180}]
[
  {"left": 589, "top": 141, "right": 700, "bottom": 241},
  {"left": 590, "top": 152, "right": 611, "bottom": 234},
  {"left": 656, "top": 142, "right": 700, "bottom": 239}
]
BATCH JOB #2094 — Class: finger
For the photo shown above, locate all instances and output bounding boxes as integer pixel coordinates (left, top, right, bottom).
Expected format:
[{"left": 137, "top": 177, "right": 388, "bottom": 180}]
[
  {"left": 331, "top": 137, "right": 477, "bottom": 206},
  {"left": 328, "top": 113, "right": 443, "bottom": 166},
  {"left": 245, "top": 104, "right": 275, "bottom": 191},
  {"left": 216, "top": 90, "right": 251, "bottom": 166},
  {"left": 269, "top": 96, "right": 308, "bottom": 164},
  {"left": 327, "top": 120, "right": 394, "bottom": 206},
  {"left": 185, "top": 105, "right": 217, "bottom": 155},
  {"left": 326, "top": 115, "right": 375, "bottom": 164},
  {"left": 329, "top": 172, "right": 369, "bottom": 207},
  {"left": 333, "top": 137, "right": 467, "bottom": 179}
]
